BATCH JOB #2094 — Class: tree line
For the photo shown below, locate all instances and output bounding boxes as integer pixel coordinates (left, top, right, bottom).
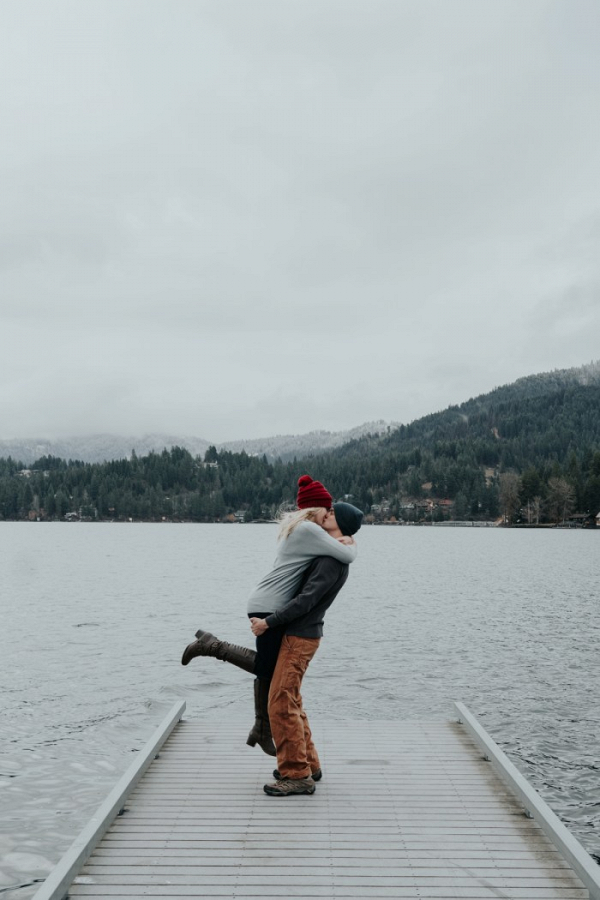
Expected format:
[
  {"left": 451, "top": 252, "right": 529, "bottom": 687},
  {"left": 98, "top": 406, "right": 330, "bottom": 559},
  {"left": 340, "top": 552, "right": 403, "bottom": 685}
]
[{"left": 1, "top": 376, "right": 599, "bottom": 525}]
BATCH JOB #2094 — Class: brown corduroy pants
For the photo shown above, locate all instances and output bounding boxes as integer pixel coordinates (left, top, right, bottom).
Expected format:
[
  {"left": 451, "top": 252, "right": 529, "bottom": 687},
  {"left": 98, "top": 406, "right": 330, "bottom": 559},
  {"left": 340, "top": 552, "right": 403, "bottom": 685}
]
[{"left": 268, "top": 635, "right": 321, "bottom": 780}]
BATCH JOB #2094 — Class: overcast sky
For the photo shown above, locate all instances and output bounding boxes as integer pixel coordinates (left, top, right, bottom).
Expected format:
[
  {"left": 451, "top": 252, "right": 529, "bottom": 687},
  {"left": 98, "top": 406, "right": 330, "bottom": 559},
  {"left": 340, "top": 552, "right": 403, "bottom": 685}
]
[{"left": 1, "top": 0, "right": 599, "bottom": 442}]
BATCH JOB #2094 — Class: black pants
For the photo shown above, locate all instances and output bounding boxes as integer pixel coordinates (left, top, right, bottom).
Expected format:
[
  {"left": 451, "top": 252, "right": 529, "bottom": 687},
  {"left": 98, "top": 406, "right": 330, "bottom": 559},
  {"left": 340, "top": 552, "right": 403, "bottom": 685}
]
[{"left": 249, "top": 612, "right": 284, "bottom": 681}]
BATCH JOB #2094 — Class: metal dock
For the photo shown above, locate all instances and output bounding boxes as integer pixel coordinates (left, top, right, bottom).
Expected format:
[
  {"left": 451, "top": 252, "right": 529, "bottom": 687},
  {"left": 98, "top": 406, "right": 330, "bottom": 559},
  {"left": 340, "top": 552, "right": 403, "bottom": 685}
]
[{"left": 33, "top": 700, "right": 600, "bottom": 900}]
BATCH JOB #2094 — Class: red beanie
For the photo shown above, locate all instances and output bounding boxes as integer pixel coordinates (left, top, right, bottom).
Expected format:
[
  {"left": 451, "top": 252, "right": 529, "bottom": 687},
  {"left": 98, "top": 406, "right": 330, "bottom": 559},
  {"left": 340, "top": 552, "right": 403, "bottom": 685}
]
[{"left": 296, "top": 474, "right": 333, "bottom": 509}]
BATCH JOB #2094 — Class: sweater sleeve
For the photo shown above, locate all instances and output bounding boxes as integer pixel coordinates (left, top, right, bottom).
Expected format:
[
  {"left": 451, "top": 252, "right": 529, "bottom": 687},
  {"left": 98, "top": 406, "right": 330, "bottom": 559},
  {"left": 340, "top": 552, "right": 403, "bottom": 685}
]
[
  {"left": 294, "top": 521, "right": 357, "bottom": 564},
  {"left": 265, "top": 557, "right": 344, "bottom": 629}
]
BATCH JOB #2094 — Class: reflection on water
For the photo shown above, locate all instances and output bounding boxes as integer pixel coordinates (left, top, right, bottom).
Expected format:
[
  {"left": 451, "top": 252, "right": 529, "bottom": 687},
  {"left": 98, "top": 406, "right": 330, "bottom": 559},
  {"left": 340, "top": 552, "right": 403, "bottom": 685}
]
[{"left": 1, "top": 522, "right": 599, "bottom": 895}]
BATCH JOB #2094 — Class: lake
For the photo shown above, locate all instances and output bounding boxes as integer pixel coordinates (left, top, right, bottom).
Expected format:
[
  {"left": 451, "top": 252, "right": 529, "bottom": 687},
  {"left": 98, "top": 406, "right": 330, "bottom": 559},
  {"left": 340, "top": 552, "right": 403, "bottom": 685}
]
[{"left": 1, "top": 522, "right": 599, "bottom": 897}]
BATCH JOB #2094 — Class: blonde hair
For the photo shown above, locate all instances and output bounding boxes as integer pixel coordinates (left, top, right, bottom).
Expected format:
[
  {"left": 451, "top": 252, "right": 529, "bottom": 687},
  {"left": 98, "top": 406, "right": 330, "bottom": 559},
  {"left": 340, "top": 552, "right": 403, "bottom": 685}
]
[{"left": 278, "top": 507, "right": 324, "bottom": 541}]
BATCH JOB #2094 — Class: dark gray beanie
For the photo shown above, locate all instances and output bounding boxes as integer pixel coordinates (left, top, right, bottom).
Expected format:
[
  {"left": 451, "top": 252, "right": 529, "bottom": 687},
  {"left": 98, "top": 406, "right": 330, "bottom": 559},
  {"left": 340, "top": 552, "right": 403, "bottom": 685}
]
[{"left": 333, "top": 501, "right": 363, "bottom": 536}]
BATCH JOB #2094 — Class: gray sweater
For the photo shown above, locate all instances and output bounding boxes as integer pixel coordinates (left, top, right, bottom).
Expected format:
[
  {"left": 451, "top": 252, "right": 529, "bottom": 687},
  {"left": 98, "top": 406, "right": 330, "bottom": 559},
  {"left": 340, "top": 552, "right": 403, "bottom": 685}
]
[
  {"left": 246, "top": 521, "right": 357, "bottom": 615},
  {"left": 265, "top": 556, "right": 349, "bottom": 638}
]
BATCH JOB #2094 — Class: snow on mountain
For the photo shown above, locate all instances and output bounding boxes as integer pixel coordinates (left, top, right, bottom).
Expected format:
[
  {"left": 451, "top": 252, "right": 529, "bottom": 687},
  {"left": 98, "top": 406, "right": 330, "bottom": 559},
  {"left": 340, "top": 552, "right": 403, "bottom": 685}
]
[{"left": 0, "top": 422, "right": 395, "bottom": 465}]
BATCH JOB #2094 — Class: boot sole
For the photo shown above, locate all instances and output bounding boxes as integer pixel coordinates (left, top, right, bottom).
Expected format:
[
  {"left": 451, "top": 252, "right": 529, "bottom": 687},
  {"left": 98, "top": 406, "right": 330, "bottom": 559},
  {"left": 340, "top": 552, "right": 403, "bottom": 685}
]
[
  {"left": 181, "top": 642, "right": 199, "bottom": 666},
  {"left": 263, "top": 785, "right": 315, "bottom": 796}
]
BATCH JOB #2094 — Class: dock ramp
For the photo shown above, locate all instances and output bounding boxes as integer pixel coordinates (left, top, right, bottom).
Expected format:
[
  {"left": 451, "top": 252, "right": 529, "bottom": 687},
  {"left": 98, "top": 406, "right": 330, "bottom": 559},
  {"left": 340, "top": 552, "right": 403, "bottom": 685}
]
[{"left": 32, "top": 700, "right": 600, "bottom": 899}]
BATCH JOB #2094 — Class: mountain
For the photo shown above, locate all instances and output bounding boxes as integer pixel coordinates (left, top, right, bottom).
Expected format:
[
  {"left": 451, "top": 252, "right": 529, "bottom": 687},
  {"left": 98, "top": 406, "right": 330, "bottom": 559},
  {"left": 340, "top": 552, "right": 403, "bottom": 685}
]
[
  {"left": 2, "top": 361, "right": 599, "bottom": 524},
  {"left": 220, "top": 421, "right": 395, "bottom": 461},
  {"left": 0, "top": 421, "right": 395, "bottom": 466},
  {"left": 300, "top": 360, "right": 600, "bottom": 520},
  {"left": 334, "top": 359, "right": 600, "bottom": 459},
  {"left": 6, "top": 361, "right": 596, "bottom": 467},
  {"left": 0, "top": 434, "right": 212, "bottom": 466},
  {"left": 376, "top": 359, "right": 600, "bottom": 459}
]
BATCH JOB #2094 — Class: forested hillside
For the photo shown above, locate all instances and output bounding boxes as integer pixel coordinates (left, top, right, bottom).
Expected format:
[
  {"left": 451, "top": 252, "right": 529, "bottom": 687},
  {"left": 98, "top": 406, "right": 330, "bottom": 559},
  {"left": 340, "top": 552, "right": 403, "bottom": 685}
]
[
  {"left": 312, "top": 367, "right": 600, "bottom": 522},
  {"left": 1, "top": 363, "right": 599, "bottom": 524}
]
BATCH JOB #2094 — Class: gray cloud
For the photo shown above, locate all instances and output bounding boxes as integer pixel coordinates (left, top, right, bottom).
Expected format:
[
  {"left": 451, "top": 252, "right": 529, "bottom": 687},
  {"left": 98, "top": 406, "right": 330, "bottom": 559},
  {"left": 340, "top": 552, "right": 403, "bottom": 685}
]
[{"left": 1, "top": 0, "right": 600, "bottom": 441}]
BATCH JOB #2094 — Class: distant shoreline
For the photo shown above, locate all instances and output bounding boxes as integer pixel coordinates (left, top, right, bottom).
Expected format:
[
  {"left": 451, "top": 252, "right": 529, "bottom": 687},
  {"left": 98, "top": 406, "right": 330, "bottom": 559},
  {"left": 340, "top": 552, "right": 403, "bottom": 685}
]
[{"left": 2, "top": 519, "right": 596, "bottom": 530}]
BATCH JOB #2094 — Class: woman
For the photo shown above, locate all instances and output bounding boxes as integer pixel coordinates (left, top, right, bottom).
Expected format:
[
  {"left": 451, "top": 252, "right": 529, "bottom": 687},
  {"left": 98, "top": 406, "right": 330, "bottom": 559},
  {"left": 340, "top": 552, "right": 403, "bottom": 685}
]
[{"left": 181, "top": 475, "right": 358, "bottom": 755}]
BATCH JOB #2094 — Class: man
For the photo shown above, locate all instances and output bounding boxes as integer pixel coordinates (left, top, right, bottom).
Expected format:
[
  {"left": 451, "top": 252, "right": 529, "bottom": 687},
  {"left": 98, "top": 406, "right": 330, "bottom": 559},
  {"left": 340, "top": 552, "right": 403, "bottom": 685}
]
[{"left": 250, "top": 500, "right": 363, "bottom": 797}]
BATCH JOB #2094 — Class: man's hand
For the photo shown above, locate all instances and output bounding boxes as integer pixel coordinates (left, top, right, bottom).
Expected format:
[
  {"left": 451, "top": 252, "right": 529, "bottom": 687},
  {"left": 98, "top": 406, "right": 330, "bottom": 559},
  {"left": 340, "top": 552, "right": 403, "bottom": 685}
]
[
  {"left": 250, "top": 617, "right": 268, "bottom": 636},
  {"left": 337, "top": 535, "right": 355, "bottom": 545}
]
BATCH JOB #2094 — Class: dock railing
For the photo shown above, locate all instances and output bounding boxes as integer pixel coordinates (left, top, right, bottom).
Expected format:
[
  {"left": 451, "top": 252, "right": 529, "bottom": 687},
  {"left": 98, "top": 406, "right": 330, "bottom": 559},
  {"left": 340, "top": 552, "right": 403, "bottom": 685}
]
[
  {"left": 31, "top": 699, "right": 186, "bottom": 900},
  {"left": 454, "top": 700, "right": 600, "bottom": 900}
]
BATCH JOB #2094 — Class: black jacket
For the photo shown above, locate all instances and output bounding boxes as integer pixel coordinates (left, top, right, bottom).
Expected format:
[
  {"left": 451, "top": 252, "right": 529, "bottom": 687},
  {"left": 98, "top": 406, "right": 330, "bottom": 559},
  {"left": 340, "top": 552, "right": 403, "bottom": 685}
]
[{"left": 264, "top": 556, "right": 349, "bottom": 639}]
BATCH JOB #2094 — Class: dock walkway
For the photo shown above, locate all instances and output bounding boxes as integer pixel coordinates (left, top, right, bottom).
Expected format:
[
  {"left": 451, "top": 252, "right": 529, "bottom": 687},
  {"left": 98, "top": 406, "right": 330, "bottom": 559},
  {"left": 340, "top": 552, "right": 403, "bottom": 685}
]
[{"left": 34, "top": 703, "right": 599, "bottom": 900}]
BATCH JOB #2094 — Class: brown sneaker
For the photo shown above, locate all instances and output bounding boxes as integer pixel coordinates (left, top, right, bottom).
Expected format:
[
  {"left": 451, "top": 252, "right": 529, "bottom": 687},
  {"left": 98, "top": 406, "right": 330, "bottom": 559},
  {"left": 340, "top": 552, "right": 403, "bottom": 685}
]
[
  {"left": 264, "top": 776, "right": 316, "bottom": 796},
  {"left": 273, "top": 767, "right": 322, "bottom": 782}
]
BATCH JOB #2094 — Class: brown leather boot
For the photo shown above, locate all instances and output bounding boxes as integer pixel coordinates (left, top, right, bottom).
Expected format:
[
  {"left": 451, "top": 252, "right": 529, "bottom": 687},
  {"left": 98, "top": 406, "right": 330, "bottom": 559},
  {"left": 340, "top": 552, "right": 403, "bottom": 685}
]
[
  {"left": 246, "top": 678, "right": 276, "bottom": 756},
  {"left": 181, "top": 629, "right": 256, "bottom": 674}
]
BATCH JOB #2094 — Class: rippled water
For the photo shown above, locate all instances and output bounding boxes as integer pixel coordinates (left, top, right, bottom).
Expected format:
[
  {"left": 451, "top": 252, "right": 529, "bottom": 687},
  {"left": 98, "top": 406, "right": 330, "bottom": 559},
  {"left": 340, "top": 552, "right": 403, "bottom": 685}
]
[{"left": 1, "top": 522, "right": 599, "bottom": 897}]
